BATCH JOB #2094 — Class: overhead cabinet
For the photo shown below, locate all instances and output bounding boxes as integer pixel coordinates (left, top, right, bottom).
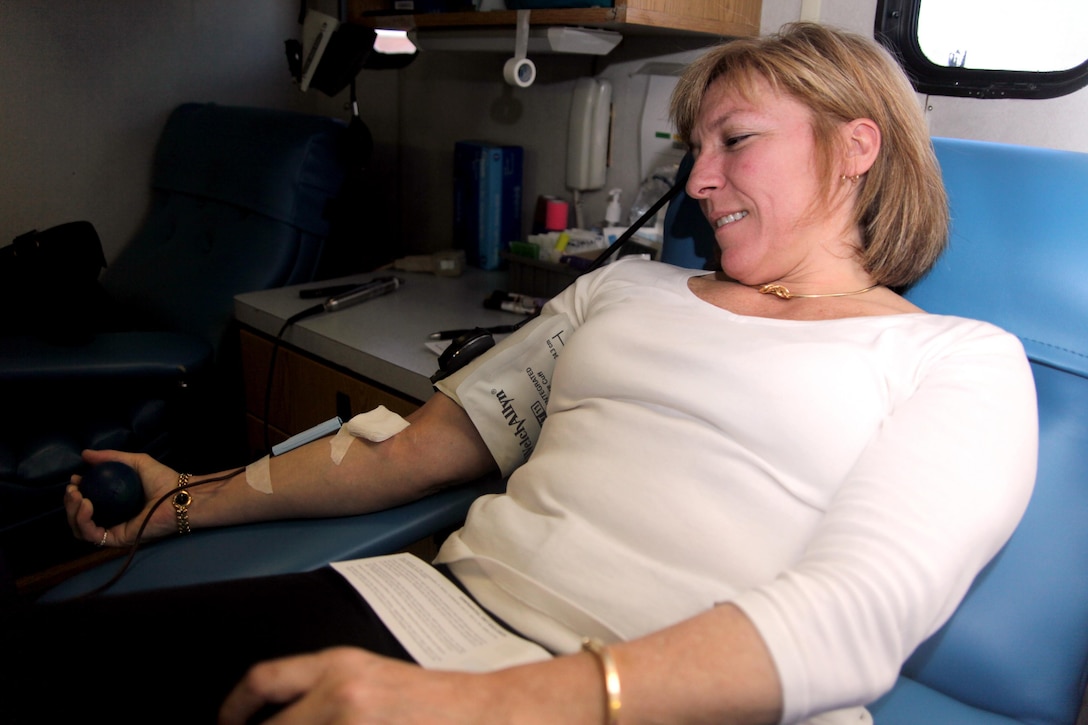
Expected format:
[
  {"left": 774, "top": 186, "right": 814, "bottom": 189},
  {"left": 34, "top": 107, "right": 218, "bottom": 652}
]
[{"left": 348, "top": 1, "right": 763, "bottom": 39}]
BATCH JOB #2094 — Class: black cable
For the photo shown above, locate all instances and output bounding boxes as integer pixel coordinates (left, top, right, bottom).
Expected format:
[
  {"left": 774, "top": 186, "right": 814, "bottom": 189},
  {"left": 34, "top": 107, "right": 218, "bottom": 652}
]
[
  {"left": 512, "top": 180, "right": 685, "bottom": 333},
  {"left": 583, "top": 180, "right": 684, "bottom": 274},
  {"left": 263, "top": 304, "right": 324, "bottom": 454},
  {"left": 67, "top": 466, "right": 246, "bottom": 600}
]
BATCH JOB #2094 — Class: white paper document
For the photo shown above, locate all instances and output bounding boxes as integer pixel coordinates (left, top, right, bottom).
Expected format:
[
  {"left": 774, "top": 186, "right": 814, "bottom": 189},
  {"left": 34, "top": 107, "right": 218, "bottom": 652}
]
[{"left": 331, "top": 553, "right": 552, "bottom": 672}]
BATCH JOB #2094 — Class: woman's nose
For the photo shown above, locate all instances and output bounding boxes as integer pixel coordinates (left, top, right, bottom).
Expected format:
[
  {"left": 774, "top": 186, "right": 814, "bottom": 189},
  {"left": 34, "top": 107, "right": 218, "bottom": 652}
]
[{"left": 685, "top": 153, "right": 721, "bottom": 199}]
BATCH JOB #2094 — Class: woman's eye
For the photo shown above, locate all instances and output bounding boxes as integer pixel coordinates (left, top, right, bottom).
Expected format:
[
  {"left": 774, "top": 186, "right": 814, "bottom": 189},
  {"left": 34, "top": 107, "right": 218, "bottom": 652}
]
[{"left": 725, "top": 134, "right": 751, "bottom": 148}]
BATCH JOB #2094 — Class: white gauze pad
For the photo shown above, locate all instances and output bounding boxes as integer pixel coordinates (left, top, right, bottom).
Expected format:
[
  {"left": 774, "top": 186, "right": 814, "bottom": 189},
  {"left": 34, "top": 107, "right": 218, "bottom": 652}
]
[{"left": 330, "top": 405, "right": 412, "bottom": 465}]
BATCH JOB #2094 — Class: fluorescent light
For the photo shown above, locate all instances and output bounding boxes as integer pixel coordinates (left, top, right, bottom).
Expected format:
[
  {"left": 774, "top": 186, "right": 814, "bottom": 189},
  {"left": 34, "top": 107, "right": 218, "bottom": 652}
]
[{"left": 374, "top": 28, "right": 418, "bottom": 55}]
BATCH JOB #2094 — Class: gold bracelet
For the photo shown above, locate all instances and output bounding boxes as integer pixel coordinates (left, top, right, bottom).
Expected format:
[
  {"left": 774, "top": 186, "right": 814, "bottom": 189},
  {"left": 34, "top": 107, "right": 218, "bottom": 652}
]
[
  {"left": 582, "top": 637, "right": 621, "bottom": 725},
  {"left": 172, "top": 472, "right": 193, "bottom": 534}
]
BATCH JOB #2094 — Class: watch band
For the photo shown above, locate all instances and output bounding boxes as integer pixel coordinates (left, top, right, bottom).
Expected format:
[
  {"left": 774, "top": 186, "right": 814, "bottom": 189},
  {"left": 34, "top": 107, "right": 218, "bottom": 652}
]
[{"left": 172, "top": 472, "right": 193, "bottom": 535}]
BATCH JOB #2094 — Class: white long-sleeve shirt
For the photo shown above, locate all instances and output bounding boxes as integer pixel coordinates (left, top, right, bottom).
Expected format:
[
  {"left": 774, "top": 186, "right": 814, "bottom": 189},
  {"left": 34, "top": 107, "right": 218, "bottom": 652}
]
[{"left": 436, "top": 259, "right": 1037, "bottom": 722}]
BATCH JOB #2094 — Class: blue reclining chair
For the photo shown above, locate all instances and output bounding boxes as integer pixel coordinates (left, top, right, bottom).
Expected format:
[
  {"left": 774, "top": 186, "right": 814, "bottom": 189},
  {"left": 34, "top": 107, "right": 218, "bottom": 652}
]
[
  {"left": 1, "top": 102, "right": 352, "bottom": 579},
  {"left": 865, "top": 139, "right": 1088, "bottom": 724},
  {"left": 42, "top": 137, "right": 1088, "bottom": 725}
]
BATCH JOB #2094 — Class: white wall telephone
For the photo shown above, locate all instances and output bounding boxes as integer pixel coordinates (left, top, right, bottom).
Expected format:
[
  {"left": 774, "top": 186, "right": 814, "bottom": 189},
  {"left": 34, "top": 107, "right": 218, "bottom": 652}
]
[{"left": 566, "top": 77, "right": 613, "bottom": 192}]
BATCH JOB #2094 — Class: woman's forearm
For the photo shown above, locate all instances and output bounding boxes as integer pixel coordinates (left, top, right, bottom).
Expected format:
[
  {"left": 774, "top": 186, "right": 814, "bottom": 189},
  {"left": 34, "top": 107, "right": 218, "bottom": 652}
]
[
  {"left": 485, "top": 604, "right": 782, "bottom": 725},
  {"left": 613, "top": 604, "right": 782, "bottom": 725},
  {"left": 188, "top": 393, "right": 497, "bottom": 529}
]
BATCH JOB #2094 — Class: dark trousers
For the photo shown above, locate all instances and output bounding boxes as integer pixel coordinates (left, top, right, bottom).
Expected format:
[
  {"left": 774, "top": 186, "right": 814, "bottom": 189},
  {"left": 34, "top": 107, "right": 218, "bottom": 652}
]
[{"left": 1, "top": 567, "right": 412, "bottom": 724}]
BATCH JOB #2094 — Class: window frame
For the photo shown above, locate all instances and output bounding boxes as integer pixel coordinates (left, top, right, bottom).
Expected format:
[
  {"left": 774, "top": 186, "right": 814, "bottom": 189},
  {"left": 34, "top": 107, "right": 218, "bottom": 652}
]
[{"left": 875, "top": 0, "right": 1088, "bottom": 99}]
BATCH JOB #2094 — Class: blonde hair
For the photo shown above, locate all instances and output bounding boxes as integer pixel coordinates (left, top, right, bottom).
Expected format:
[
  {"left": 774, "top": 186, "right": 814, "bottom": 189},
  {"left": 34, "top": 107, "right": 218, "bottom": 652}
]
[{"left": 670, "top": 22, "right": 948, "bottom": 288}]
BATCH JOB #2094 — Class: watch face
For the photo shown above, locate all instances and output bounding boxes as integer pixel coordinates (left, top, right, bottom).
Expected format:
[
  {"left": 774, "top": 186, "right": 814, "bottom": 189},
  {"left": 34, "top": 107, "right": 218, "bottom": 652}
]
[{"left": 173, "top": 490, "right": 192, "bottom": 507}]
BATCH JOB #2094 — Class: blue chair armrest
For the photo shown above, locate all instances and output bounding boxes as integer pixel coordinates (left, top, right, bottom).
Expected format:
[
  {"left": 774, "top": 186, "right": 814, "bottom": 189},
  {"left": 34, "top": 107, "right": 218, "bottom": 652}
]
[{"left": 40, "top": 475, "right": 504, "bottom": 601}]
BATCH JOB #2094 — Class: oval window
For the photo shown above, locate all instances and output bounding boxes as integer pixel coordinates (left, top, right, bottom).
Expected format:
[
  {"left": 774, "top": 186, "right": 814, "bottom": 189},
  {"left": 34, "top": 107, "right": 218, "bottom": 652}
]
[{"left": 876, "top": 0, "right": 1088, "bottom": 99}]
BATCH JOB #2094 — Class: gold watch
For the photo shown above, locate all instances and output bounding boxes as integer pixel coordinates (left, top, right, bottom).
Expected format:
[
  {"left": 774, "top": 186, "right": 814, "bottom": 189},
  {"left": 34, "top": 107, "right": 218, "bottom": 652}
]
[{"left": 173, "top": 472, "right": 192, "bottom": 534}]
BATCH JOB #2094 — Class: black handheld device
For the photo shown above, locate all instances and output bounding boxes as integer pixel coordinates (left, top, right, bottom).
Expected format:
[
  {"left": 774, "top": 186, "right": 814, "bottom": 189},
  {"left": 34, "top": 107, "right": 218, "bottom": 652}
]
[
  {"left": 323, "top": 276, "right": 402, "bottom": 312},
  {"left": 431, "top": 330, "right": 497, "bottom": 384}
]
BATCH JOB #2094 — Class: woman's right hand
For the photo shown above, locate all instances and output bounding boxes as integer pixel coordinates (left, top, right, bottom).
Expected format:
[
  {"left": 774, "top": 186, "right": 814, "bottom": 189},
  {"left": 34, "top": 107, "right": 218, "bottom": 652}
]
[{"left": 65, "top": 449, "right": 181, "bottom": 547}]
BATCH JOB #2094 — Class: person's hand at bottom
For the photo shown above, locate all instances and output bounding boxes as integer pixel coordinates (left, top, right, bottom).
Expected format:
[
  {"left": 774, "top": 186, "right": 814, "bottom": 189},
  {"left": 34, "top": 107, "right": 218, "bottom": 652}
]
[{"left": 219, "top": 647, "right": 497, "bottom": 725}]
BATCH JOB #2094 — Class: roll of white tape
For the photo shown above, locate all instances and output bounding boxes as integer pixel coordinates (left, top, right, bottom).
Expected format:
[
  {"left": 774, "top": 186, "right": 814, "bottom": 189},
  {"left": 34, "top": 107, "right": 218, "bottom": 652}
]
[
  {"left": 504, "top": 56, "right": 536, "bottom": 87},
  {"left": 504, "top": 8, "right": 535, "bottom": 88}
]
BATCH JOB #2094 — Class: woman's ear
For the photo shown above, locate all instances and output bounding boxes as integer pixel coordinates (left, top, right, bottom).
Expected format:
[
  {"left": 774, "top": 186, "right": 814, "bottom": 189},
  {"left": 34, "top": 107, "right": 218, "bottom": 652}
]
[{"left": 842, "top": 118, "right": 881, "bottom": 177}]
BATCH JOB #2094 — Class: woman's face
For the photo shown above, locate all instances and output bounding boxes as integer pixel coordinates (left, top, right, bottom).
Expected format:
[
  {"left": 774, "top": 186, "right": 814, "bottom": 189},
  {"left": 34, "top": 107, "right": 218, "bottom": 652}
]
[{"left": 686, "top": 76, "right": 853, "bottom": 287}]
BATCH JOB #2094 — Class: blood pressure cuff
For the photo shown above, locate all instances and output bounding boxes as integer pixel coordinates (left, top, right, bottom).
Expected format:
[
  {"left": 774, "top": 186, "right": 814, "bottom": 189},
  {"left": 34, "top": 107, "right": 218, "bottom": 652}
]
[{"left": 434, "top": 313, "right": 573, "bottom": 476}]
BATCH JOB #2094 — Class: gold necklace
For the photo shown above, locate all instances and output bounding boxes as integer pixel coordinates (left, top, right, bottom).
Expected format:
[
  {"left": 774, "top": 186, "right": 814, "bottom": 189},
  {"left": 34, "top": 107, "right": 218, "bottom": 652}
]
[{"left": 754, "top": 283, "right": 880, "bottom": 300}]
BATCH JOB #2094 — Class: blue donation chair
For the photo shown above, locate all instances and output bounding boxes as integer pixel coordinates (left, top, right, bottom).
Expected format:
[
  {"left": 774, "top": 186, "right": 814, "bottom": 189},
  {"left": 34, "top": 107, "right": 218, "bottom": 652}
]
[
  {"left": 42, "top": 138, "right": 1088, "bottom": 725},
  {"left": 865, "top": 139, "right": 1088, "bottom": 724},
  {"left": 1, "top": 102, "right": 353, "bottom": 579}
]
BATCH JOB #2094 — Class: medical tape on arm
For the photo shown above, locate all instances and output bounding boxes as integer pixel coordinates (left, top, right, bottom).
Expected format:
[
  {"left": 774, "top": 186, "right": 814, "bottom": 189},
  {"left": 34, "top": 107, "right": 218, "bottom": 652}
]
[
  {"left": 247, "top": 416, "right": 347, "bottom": 493},
  {"left": 244, "top": 406, "right": 412, "bottom": 493},
  {"left": 246, "top": 454, "right": 274, "bottom": 494},
  {"left": 435, "top": 313, "right": 572, "bottom": 477},
  {"left": 330, "top": 405, "right": 412, "bottom": 465}
]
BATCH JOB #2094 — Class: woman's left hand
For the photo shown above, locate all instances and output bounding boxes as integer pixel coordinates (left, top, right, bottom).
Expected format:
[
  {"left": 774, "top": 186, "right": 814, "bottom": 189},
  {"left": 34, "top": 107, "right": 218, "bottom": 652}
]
[
  {"left": 218, "top": 647, "right": 502, "bottom": 725},
  {"left": 219, "top": 603, "right": 783, "bottom": 724}
]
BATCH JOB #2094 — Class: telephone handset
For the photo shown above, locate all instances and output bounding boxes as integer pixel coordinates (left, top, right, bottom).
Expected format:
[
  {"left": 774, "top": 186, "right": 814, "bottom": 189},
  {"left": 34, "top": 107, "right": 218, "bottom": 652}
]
[{"left": 566, "top": 78, "right": 613, "bottom": 191}]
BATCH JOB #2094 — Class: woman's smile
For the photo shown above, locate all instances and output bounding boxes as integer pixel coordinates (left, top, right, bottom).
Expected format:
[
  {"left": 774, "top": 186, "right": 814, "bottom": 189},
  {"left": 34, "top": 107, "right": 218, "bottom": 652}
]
[{"left": 714, "top": 210, "right": 749, "bottom": 228}]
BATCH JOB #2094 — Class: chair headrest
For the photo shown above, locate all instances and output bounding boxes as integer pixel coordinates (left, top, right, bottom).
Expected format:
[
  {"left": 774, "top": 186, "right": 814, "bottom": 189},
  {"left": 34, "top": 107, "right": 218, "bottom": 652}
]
[
  {"left": 913, "top": 138, "right": 1088, "bottom": 378},
  {"left": 152, "top": 103, "right": 350, "bottom": 236}
]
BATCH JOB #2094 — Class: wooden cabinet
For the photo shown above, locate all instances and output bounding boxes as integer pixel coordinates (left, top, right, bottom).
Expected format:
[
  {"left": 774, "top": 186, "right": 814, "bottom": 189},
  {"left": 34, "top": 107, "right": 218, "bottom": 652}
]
[
  {"left": 239, "top": 328, "right": 420, "bottom": 459},
  {"left": 349, "top": 0, "right": 762, "bottom": 38}
]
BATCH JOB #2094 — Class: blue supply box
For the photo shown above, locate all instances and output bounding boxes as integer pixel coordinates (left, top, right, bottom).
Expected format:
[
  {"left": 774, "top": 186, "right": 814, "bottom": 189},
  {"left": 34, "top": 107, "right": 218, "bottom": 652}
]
[{"left": 453, "top": 141, "right": 524, "bottom": 270}]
